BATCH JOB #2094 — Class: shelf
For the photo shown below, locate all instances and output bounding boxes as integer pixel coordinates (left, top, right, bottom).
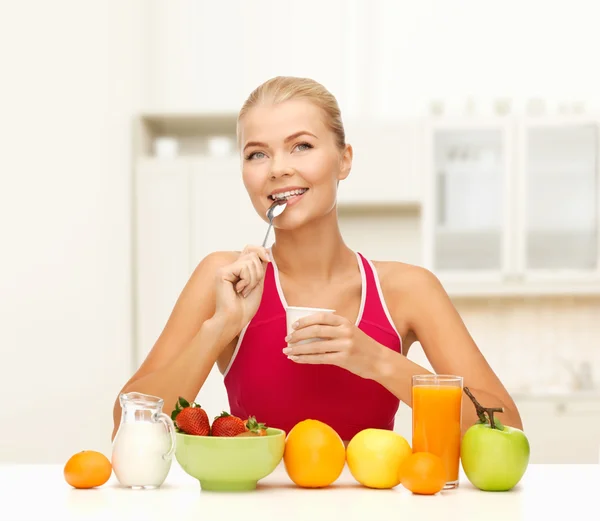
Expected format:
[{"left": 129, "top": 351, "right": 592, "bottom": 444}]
[
  {"left": 337, "top": 200, "right": 420, "bottom": 214},
  {"left": 135, "top": 113, "right": 239, "bottom": 158}
]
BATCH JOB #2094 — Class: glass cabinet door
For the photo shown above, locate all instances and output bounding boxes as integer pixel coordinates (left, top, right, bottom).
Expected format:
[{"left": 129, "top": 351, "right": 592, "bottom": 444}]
[
  {"left": 431, "top": 127, "right": 508, "bottom": 272},
  {"left": 522, "top": 123, "right": 599, "bottom": 273}
]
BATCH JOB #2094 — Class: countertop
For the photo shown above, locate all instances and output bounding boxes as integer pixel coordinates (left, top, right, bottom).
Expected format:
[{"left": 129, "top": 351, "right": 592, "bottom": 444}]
[{"left": 1, "top": 461, "right": 597, "bottom": 521}]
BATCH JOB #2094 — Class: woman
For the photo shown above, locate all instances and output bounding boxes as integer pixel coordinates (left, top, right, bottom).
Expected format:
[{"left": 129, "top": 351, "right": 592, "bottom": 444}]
[{"left": 112, "top": 76, "right": 522, "bottom": 441}]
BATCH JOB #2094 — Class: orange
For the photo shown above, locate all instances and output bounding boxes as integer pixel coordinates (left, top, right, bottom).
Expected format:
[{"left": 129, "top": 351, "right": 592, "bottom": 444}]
[
  {"left": 398, "top": 452, "right": 446, "bottom": 495},
  {"left": 64, "top": 450, "right": 112, "bottom": 489},
  {"left": 283, "top": 419, "right": 345, "bottom": 488}
]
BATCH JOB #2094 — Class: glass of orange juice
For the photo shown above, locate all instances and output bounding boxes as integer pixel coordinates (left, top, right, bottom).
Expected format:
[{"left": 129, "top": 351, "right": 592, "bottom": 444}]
[{"left": 412, "top": 374, "right": 463, "bottom": 489}]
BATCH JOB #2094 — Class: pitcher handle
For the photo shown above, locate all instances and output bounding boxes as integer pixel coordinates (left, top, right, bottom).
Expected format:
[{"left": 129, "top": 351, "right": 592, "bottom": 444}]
[{"left": 155, "top": 412, "right": 176, "bottom": 460}]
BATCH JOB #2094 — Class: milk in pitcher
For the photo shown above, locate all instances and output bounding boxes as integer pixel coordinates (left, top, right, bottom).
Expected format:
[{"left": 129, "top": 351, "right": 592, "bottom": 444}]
[{"left": 111, "top": 392, "right": 176, "bottom": 489}]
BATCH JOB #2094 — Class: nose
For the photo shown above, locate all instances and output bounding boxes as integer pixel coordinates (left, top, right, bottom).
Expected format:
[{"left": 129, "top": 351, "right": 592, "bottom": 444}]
[{"left": 270, "top": 154, "right": 293, "bottom": 180}]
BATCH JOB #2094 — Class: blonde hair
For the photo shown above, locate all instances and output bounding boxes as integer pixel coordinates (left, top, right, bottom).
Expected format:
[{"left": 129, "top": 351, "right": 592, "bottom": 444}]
[{"left": 237, "top": 76, "right": 346, "bottom": 149}]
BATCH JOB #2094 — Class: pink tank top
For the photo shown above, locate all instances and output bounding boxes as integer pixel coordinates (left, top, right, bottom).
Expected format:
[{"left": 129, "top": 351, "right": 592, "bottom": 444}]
[{"left": 223, "top": 251, "right": 402, "bottom": 440}]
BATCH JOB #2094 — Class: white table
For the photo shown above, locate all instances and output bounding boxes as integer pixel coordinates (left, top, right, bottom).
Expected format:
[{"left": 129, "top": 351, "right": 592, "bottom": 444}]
[{"left": 1, "top": 461, "right": 598, "bottom": 521}]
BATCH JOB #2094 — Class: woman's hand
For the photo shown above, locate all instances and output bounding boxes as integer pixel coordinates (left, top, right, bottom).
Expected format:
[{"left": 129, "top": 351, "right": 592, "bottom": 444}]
[
  {"left": 214, "top": 245, "right": 271, "bottom": 333},
  {"left": 283, "top": 312, "right": 385, "bottom": 380}
]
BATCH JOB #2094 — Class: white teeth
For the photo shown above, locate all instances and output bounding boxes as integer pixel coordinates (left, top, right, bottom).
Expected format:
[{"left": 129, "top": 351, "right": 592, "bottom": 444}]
[{"left": 271, "top": 188, "right": 307, "bottom": 200}]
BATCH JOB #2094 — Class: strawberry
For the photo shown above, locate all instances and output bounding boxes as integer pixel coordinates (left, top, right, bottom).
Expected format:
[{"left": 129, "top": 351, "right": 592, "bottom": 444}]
[
  {"left": 236, "top": 431, "right": 261, "bottom": 437},
  {"left": 244, "top": 416, "right": 268, "bottom": 436},
  {"left": 211, "top": 411, "right": 246, "bottom": 437},
  {"left": 171, "top": 396, "right": 210, "bottom": 436}
]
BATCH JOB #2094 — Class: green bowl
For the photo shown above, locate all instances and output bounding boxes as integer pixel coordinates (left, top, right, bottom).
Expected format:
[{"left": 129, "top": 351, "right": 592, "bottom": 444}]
[{"left": 174, "top": 428, "right": 286, "bottom": 492}]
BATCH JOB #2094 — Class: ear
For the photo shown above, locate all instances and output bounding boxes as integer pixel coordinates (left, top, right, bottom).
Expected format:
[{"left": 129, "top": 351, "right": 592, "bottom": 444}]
[{"left": 337, "top": 143, "right": 353, "bottom": 181}]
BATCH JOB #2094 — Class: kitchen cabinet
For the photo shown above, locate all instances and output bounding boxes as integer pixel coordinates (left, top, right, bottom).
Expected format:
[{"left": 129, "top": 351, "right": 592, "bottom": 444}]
[
  {"left": 423, "top": 117, "right": 600, "bottom": 296},
  {"left": 515, "top": 394, "right": 600, "bottom": 464},
  {"left": 423, "top": 121, "right": 510, "bottom": 275},
  {"left": 518, "top": 122, "right": 599, "bottom": 275},
  {"left": 337, "top": 120, "right": 422, "bottom": 206},
  {"left": 189, "top": 156, "right": 267, "bottom": 263}
]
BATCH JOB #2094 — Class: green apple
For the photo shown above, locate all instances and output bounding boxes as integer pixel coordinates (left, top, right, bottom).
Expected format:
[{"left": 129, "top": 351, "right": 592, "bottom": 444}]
[{"left": 460, "top": 388, "right": 530, "bottom": 492}]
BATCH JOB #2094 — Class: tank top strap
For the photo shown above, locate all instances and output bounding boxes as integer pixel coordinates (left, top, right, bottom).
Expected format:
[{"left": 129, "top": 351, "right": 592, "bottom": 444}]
[
  {"left": 247, "top": 262, "right": 286, "bottom": 326},
  {"left": 356, "top": 252, "right": 402, "bottom": 345}
]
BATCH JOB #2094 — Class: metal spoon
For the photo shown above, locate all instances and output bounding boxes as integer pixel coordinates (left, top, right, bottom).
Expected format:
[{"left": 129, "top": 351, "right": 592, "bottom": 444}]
[{"left": 262, "top": 199, "right": 287, "bottom": 247}]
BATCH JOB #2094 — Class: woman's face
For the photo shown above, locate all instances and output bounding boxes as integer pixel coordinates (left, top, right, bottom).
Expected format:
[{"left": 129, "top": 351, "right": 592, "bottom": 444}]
[{"left": 239, "top": 99, "right": 352, "bottom": 229}]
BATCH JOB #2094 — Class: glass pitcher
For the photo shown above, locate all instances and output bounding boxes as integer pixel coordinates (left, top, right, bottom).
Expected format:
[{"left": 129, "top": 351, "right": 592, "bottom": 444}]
[{"left": 111, "top": 392, "right": 176, "bottom": 489}]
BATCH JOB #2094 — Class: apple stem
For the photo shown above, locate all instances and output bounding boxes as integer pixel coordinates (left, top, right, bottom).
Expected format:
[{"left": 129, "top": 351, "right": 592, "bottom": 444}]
[{"left": 464, "top": 387, "right": 504, "bottom": 429}]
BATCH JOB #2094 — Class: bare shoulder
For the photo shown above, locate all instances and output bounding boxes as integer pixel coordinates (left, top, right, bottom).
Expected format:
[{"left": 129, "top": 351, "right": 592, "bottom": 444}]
[
  {"left": 192, "top": 250, "right": 241, "bottom": 275},
  {"left": 371, "top": 260, "right": 444, "bottom": 297},
  {"left": 371, "top": 260, "right": 451, "bottom": 333},
  {"left": 174, "top": 250, "right": 242, "bottom": 309}
]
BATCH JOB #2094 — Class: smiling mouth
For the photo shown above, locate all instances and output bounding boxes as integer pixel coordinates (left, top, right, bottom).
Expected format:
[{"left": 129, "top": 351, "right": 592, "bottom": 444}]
[{"left": 268, "top": 188, "right": 309, "bottom": 201}]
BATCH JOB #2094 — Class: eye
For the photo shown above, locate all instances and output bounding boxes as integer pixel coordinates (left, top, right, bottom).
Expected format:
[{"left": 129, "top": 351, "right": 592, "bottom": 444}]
[
  {"left": 294, "top": 142, "right": 313, "bottom": 152},
  {"left": 245, "top": 151, "right": 266, "bottom": 160}
]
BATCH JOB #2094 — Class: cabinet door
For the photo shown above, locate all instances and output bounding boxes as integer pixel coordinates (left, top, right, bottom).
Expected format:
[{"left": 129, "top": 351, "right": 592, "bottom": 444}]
[
  {"left": 518, "top": 121, "right": 600, "bottom": 276},
  {"left": 189, "top": 157, "right": 267, "bottom": 262},
  {"left": 424, "top": 122, "right": 512, "bottom": 276},
  {"left": 134, "top": 159, "right": 192, "bottom": 366},
  {"left": 517, "top": 397, "right": 600, "bottom": 463},
  {"left": 338, "top": 121, "right": 421, "bottom": 205}
]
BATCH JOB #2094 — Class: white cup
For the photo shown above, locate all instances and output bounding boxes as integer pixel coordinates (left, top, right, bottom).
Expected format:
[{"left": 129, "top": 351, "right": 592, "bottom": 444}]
[
  {"left": 286, "top": 306, "right": 335, "bottom": 345},
  {"left": 153, "top": 136, "right": 179, "bottom": 159},
  {"left": 207, "top": 136, "right": 234, "bottom": 157}
]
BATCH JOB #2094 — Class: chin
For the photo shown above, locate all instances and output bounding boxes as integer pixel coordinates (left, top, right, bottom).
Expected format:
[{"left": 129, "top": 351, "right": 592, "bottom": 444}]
[
  {"left": 274, "top": 216, "right": 308, "bottom": 231},
  {"left": 276, "top": 206, "right": 336, "bottom": 231}
]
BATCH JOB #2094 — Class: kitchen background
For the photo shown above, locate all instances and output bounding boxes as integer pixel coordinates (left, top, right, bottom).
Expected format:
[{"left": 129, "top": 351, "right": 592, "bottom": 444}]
[{"left": 2, "top": 0, "right": 600, "bottom": 466}]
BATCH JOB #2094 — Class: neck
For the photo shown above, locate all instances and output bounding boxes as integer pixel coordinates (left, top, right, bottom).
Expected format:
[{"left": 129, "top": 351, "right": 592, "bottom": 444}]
[{"left": 270, "top": 208, "right": 355, "bottom": 280}]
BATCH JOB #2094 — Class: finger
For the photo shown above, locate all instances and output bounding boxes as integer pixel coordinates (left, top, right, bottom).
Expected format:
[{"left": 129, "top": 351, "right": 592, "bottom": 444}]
[
  {"left": 285, "top": 324, "right": 339, "bottom": 344},
  {"left": 287, "top": 351, "right": 344, "bottom": 365},
  {"left": 253, "top": 247, "right": 271, "bottom": 265},
  {"left": 242, "top": 257, "right": 259, "bottom": 296},
  {"left": 251, "top": 254, "right": 265, "bottom": 285},
  {"left": 241, "top": 245, "right": 271, "bottom": 264},
  {"left": 240, "top": 245, "right": 254, "bottom": 257},
  {"left": 244, "top": 261, "right": 259, "bottom": 296},
  {"left": 219, "top": 263, "right": 243, "bottom": 285},
  {"left": 291, "top": 312, "right": 343, "bottom": 330},
  {"left": 283, "top": 339, "right": 340, "bottom": 356},
  {"left": 258, "top": 248, "right": 271, "bottom": 264},
  {"left": 235, "top": 264, "right": 251, "bottom": 293}
]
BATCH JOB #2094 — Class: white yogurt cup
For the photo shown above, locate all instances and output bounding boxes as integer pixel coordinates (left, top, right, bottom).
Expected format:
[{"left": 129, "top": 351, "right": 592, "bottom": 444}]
[{"left": 285, "top": 306, "right": 335, "bottom": 345}]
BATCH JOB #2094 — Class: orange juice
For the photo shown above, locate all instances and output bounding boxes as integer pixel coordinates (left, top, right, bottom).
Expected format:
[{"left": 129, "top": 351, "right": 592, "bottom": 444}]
[{"left": 412, "top": 382, "right": 462, "bottom": 487}]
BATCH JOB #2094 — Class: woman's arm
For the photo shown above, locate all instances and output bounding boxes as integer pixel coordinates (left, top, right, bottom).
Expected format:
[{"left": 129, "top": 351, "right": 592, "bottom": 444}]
[
  {"left": 375, "top": 264, "right": 523, "bottom": 434},
  {"left": 281, "top": 261, "right": 523, "bottom": 434},
  {"left": 111, "top": 251, "right": 239, "bottom": 440}
]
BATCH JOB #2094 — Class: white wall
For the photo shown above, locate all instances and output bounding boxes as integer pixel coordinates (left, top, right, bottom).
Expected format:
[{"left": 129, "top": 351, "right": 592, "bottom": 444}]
[
  {"left": 0, "top": 1, "right": 146, "bottom": 463},
  {"left": 144, "top": 0, "right": 600, "bottom": 117},
  {"left": 145, "top": 0, "right": 360, "bottom": 114}
]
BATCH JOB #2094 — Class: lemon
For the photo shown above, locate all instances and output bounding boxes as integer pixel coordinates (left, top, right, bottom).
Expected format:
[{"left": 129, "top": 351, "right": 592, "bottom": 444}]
[{"left": 346, "top": 428, "right": 412, "bottom": 489}]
